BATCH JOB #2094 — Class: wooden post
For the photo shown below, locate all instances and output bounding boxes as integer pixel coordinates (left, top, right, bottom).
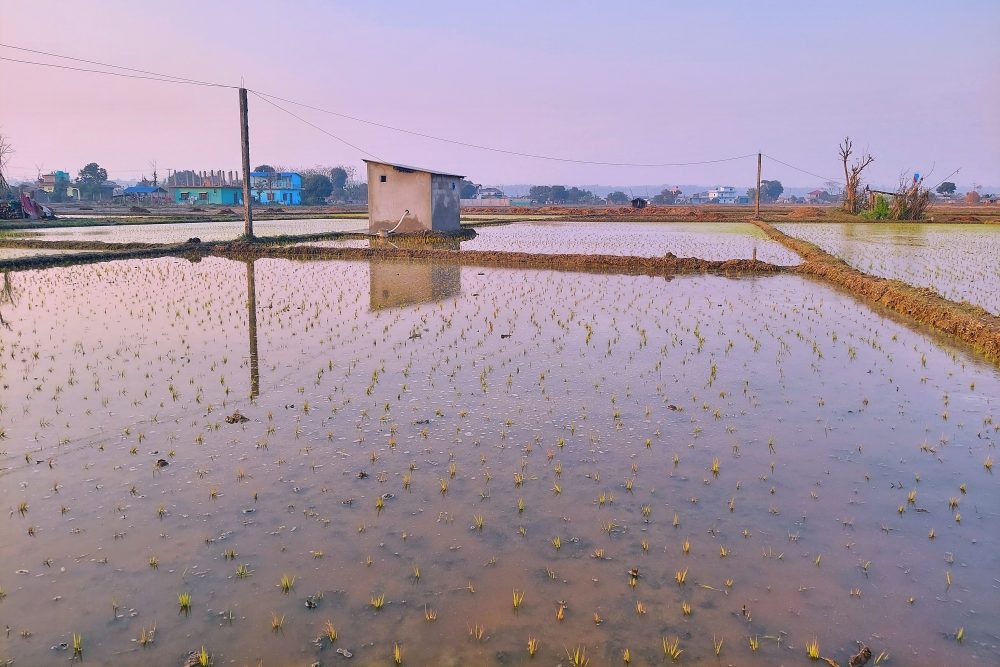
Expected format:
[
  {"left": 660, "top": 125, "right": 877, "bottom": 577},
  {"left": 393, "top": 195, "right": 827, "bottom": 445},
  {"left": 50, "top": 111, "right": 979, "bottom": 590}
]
[
  {"left": 246, "top": 258, "right": 259, "bottom": 399},
  {"left": 755, "top": 152, "right": 762, "bottom": 219},
  {"left": 239, "top": 87, "right": 253, "bottom": 238}
]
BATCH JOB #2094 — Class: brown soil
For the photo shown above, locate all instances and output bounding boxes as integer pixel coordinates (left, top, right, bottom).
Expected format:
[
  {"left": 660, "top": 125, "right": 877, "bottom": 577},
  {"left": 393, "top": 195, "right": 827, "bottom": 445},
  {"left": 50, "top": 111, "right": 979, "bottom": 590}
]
[{"left": 787, "top": 206, "right": 824, "bottom": 219}]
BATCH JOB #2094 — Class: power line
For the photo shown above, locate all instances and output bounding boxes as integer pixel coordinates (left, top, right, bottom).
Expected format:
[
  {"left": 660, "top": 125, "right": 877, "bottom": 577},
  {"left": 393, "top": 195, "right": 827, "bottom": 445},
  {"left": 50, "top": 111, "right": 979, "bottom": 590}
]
[
  {"left": 251, "top": 90, "right": 756, "bottom": 168},
  {"left": 0, "top": 54, "right": 233, "bottom": 88},
  {"left": 763, "top": 154, "right": 843, "bottom": 184},
  {"left": 0, "top": 42, "right": 233, "bottom": 88},
  {"left": 250, "top": 91, "right": 381, "bottom": 161}
]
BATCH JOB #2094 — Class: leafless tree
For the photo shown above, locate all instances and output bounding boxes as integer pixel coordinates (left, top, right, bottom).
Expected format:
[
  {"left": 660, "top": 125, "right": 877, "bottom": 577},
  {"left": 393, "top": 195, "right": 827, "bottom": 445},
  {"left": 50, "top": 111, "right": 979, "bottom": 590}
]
[
  {"left": 0, "top": 131, "right": 14, "bottom": 196},
  {"left": 839, "top": 137, "right": 874, "bottom": 214}
]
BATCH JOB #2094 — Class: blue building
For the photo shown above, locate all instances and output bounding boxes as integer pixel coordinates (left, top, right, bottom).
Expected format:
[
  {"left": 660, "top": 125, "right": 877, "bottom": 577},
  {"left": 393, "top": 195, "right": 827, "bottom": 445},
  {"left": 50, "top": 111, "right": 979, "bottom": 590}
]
[{"left": 250, "top": 171, "right": 302, "bottom": 206}]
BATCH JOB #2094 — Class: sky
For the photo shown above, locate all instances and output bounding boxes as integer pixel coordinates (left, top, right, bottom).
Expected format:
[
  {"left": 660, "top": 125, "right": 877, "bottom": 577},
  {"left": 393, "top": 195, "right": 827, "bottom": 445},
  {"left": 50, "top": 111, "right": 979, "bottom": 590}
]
[{"left": 1, "top": 0, "right": 998, "bottom": 190}]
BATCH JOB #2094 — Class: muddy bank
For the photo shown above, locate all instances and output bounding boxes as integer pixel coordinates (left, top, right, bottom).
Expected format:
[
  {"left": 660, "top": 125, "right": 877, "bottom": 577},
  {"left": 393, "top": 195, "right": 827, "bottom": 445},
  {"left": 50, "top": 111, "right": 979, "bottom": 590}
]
[
  {"left": 754, "top": 220, "right": 1000, "bottom": 362},
  {"left": 217, "top": 242, "right": 788, "bottom": 278}
]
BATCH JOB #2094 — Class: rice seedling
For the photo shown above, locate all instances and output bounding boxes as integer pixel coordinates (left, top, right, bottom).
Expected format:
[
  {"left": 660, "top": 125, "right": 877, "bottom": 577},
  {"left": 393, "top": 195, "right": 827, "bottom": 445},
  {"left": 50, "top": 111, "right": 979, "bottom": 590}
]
[
  {"left": 137, "top": 625, "right": 155, "bottom": 647},
  {"left": 552, "top": 536, "right": 562, "bottom": 550},
  {"left": 279, "top": 574, "right": 295, "bottom": 593},
  {"left": 635, "top": 600, "right": 646, "bottom": 615},
  {"left": 178, "top": 592, "right": 192, "bottom": 615},
  {"left": 469, "top": 623, "right": 485, "bottom": 641},
  {"left": 473, "top": 513, "right": 485, "bottom": 530},
  {"left": 681, "top": 600, "right": 692, "bottom": 615},
  {"left": 423, "top": 606, "right": 437, "bottom": 622},
  {"left": 713, "top": 635, "right": 723, "bottom": 656},
  {"left": 393, "top": 641, "right": 403, "bottom": 664},
  {"left": 527, "top": 635, "right": 539, "bottom": 657},
  {"left": 661, "top": 636, "right": 683, "bottom": 661},
  {"left": 748, "top": 636, "right": 760, "bottom": 652},
  {"left": 805, "top": 638, "right": 820, "bottom": 660},
  {"left": 71, "top": 633, "right": 83, "bottom": 660},
  {"left": 675, "top": 567, "right": 688, "bottom": 585},
  {"left": 271, "top": 612, "right": 285, "bottom": 632},
  {"left": 565, "top": 646, "right": 589, "bottom": 666},
  {"left": 323, "top": 620, "right": 338, "bottom": 642},
  {"left": 622, "top": 647, "right": 631, "bottom": 663},
  {"left": 512, "top": 589, "right": 525, "bottom": 610},
  {"left": 197, "top": 646, "right": 210, "bottom": 666},
  {"left": 370, "top": 593, "right": 385, "bottom": 610}
]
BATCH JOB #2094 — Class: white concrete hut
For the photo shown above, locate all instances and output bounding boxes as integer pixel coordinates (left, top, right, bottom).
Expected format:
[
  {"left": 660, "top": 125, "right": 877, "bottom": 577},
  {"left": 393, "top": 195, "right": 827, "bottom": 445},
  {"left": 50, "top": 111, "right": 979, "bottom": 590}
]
[{"left": 365, "top": 160, "right": 463, "bottom": 235}]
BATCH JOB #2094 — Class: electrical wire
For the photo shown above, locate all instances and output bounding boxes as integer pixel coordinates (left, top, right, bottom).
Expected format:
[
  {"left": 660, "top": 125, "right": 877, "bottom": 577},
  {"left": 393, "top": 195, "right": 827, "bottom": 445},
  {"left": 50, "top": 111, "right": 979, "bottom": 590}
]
[
  {"left": 250, "top": 91, "right": 382, "bottom": 160},
  {"left": 250, "top": 91, "right": 756, "bottom": 168},
  {"left": 0, "top": 42, "right": 234, "bottom": 87},
  {"left": 763, "top": 153, "right": 843, "bottom": 184},
  {"left": 0, "top": 54, "right": 234, "bottom": 88}
]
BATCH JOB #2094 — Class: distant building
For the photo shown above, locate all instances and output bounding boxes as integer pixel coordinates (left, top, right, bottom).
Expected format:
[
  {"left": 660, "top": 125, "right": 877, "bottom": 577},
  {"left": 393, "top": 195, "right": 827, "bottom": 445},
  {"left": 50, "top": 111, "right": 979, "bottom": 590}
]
[
  {"left": 120, "top": 184, "right": 169, "bottom": 204},
  {"left": 250, "top": 171, "right": 302, "bottom": 206},
  {"left": 365, "top": 160, "right": 463, "bottom": 234},
  {"left": 631, "top": 197, "right": 648, "bottom": 209},
  {"left": 166, "top": 170, "right": 243, "bottom": 205},
  {"left": 37, "top": 171, "right": 70, "bottom": 194},
  {"left": 477, "top": 186, "right": 505, "bottom": 199},
  {"left": 685, "top": 186, "right": 748, "bottom": 205}
]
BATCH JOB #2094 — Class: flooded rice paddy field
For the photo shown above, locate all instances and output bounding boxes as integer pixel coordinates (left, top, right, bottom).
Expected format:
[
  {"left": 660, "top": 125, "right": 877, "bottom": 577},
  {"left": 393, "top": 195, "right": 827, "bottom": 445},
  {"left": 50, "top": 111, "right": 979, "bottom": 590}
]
[
  {"left": 1, "top": 257, "right": 998, "bottom": 667},
  {"left": 1, "top": 219, "right": 367, "bottom": 245},
  {"left": 775, "top": 223, "right": 1000, "bottom": 315},
  {"left": 304, "top": 221, "right": 802, "bottom": 265}
]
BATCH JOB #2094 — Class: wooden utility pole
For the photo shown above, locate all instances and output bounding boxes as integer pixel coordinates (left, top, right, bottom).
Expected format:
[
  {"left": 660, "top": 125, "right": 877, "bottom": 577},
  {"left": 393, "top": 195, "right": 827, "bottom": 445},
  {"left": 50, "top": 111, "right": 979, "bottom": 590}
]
[
  {"left": 755, "top": 152, "right": 762, "bottom": 219},
  {"left": 239, "top": 88, "right": 254, "bottom": 238}
]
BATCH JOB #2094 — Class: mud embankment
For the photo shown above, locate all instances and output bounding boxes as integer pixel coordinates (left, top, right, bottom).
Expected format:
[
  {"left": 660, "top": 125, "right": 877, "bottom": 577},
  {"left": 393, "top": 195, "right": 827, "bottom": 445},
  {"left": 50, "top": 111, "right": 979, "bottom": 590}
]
[
  {"left": 753, "top": 220, "right": 1000, "bottom": 362},
  {"left": 217, "top": 242, "right": 787, "bottom": 278}
]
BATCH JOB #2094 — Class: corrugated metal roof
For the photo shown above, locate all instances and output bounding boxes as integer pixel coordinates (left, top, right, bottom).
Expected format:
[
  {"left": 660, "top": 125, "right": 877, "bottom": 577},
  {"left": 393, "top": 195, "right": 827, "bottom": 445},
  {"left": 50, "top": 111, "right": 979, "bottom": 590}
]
[{"left": 363, "top": 159, "right": 464, "bottom": 179}]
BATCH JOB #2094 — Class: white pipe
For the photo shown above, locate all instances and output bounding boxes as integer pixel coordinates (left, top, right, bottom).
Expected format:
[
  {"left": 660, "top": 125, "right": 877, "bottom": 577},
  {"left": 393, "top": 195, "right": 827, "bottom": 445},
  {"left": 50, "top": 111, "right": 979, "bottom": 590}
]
[{"left": 384, "top": 209, "right": 409, "bottom": 236}]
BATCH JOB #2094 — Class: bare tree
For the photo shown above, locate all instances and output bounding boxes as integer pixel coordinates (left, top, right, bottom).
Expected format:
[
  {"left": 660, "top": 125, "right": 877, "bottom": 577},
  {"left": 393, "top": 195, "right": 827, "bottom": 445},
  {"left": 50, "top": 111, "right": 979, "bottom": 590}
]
[
  {"left": 0, "top": 132, "right": 14, "bottom": 196},
  {"left": 839, "top": 137, "right": 874, "bottom": 214}
]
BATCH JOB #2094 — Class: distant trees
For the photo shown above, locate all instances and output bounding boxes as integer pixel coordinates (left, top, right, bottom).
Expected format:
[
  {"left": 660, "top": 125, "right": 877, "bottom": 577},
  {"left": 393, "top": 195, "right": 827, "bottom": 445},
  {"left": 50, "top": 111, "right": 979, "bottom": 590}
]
[
  {"left": 936, "top": 182, "right": 956, "bottom": 196},
  {"left": 528, "top": 185, "right": 597, "bottom": 204},
  {"left": 76, "top": 162, "right": 109, "bottom": 200},
  {"left": 606, "top": 191, "right": 630, "bottom": 205},
  {"left": 253, "top": 164, "right": 276, "bottom": 173},
  {"left": 330, "top": 167, "right": 348, "bottom": 200},
  {"left": 460, "top": 179, "right": 479, "bottom": 199},
  {"left": 301, "top": 173, "right": 333, "bottom": 205},
  {"left": 839, "top": 137, "right": 874, "bottom": 214},
  {"left": 747, "top": 180, "right": 784, "bottom": 203},
  {"left": 965, "top": 191, "right": 981, "bottom": 205},
  {"left": 651, "top": 188, "right": 679, "bottom": 205}
]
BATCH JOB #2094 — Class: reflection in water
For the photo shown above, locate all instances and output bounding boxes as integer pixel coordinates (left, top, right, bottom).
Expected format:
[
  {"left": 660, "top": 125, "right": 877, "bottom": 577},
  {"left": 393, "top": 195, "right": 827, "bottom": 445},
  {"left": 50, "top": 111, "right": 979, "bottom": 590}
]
[
  {"left": 369, "top": 259, "right": 461, "bottom": 310},
  {"left": 245, "top": 259, "right": 260, "bottom": 398},
  {"left": 368, "top": 238, "right": 463, "bottom": 309}
]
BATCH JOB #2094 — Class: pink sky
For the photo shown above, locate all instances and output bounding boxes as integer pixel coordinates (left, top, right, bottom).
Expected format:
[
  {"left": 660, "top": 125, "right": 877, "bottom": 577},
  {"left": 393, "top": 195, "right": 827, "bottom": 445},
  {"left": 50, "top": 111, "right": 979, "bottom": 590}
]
[{"left": 1, "top": 1, "right": 998, "bottom": 189}]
